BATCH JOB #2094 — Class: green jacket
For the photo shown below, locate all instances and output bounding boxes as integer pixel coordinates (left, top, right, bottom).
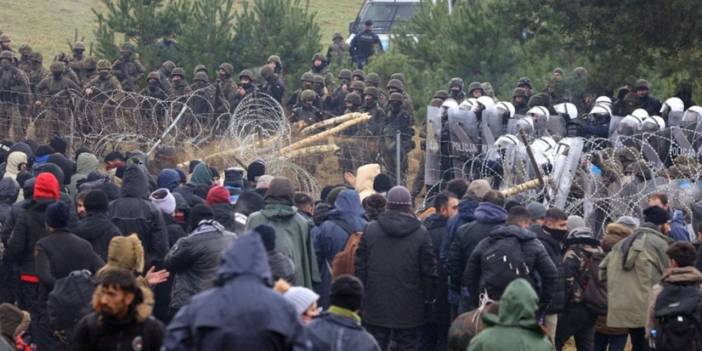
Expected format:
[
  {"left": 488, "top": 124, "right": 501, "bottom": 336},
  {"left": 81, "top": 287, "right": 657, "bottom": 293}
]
[
  {"left": 246, "top": 203, "right": 320, "bottom": 288},
  {"left": 468, "top": 278, "right": 552, "bottom": 351},
  {"left": 598, "top": 223, "right": 672, "bottom": 328}
]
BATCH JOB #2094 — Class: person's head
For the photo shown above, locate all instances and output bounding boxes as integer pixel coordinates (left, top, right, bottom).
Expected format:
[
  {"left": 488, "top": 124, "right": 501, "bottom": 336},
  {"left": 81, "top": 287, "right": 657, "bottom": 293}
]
[
  {"left": 294, "top": 192, "right": 314, "bottom": 215},
  {"left": 364, "top": 19, "right": 373, "bottom": 31},
  {"left": 234, "top": 191, "right": 265, "bottom": 217},
  {"left": 434, "top": 192, "right": 459, "bottom": 220},
  {"left": 363, "top": 193, "right": 386, "bottom": 220},
  {"left": 666, "top": 241, "right": 697, "bottom": 268},
  {"left": 84, "top": 189, "right": 109, "bottom": 215},
  {"left": 635, "top": 79, "right": 650, "bottom": 98},
  {"left": 445, "top": 178, "right": 468, "bottom": 199},
  {"left": 386, "top": 186, "right": 413, "bottom": 213},
  {"left": 481, "top": 190, "right": 505, "bottom": 207},
  {"left": 543, "top": 208, "right": 568, "bottom": 241},
  {"left": 264, "top": 177, "right": 295, "bottom": 206},
  {"left": 75, "top": 190, "right": 90, "bottom": 218},
  {"left": 643, "top": 205, "right": 671, "bottom": 235},
  {"left": 372, "top": 173, "right": 393, "bottom": 194},
  {"left": 330, "top": 275, "right": 364, "bottom": 312},
  {"left": 506, "top": 206, "right": 531, "bottom": 228},
  {"left": 648, "top": 193, "right": 669, "bottom": 210},
  {"left": 553, "top": 67, "right": 564, "bottom": 81},
  {"left": 189, "top": 204, "right": 214, "bottom": 230},
  {"left": 526, "top": 202, "right": 546, "bottom": 226},
  {"left": 284, "top": 287, "right": 320, "bottom": 325},
  {"left": 466, "top": 179, "right": 491, "bottom": 201},
  {"left": 94, "top": 267, "right": 143, "bottom": 319},
  {"left": 150, "top": 188, "right": 177, "bottom": 216}
]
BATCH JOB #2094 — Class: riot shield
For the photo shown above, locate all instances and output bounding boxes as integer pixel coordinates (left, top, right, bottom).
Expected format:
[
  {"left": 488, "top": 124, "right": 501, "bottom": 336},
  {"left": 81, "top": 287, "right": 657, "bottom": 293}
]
[
  {"left": 547, "top": 114, "right": 567, "bottom": 139},
  {"left": 448, "top": 106, "right": 481, "bottom": 172},
  {"left": 424, "top": 106, "right": 442, "bottom": 186},
  {"left": 549, "top": 137, "right": 584, "bottom": 209}
]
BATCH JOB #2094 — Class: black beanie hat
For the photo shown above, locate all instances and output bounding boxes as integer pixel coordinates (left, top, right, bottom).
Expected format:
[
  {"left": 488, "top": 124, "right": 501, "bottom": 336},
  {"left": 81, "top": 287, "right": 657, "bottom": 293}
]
[
  {"left": 36, "top": 144, "right": 55, "bottom": 158},
  {"left": 49, "top": 136, "right": 68, "bottom": 155},
  {"left": 254, "top": 224, "right": 276, "bottom": 251},
  {"left": 84, "top": 190, "right": 109, "bottom": 212},
  {"left": 643, "top": 206, "right": 671, "bottom": 225},
  {"left": 189, "top": 204, "right": 214, "bottom": 229},
  {"left": 247, "top": 159, "right": 266, "bottom": 182},
  {"left": 373, "top": 173, "right": 393, "bottom": 193},
  {"left": 46, "top": 201, "right": 69, "bottom": 229},
  {"left": 330, "top": 275, "right": 364, "bottom": 311}
]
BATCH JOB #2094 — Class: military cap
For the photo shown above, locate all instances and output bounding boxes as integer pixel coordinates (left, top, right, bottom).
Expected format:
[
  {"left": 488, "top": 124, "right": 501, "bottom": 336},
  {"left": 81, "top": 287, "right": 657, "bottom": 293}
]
[
  {"left": 0, "top": 51, "right": 14, "bottom": 60},
  {"left": 573, "top": 67, "right": 588, "bottom": 78},
  {"left": 467, "top": 81, "right": 483, "bottom": 94},
  {"left": 194, "top": 64, "right": 207, "bottom": 74},
  {"left": 635, "top": 79, "right": 650, "bottom": 90},
  {"left": 345, "top": 92, "right": 362, "bottom": 106},
  {"left": 147, "top": 71, "right": 161, "bottom": 81},
  {"left": 162, "top": 60, "right": 176, "bottom": 72},
  {"left": 312, "top": 53, "right": 325, "bottom": 62},
  {"left": 301, "top": 72, "right": 314, "bottom": 83},
  {"left": 73, "top": 42, "right": 86, "bottom": 51},
  {"left": 352, "top": 69, "right": 365, "bottom": 81},
  {"left": 449, "top": 77, "right": 464, "bottom": 89},
  {"left": 333, "top": 32, "right": 343, "bottom": 40},
  {"left": 553, "top": 67, "right": 564, "bottom": 75},
  {"left": 239, "top": 69, "right": 254, "bottom": 80},
  {"left": 433, "top": 90, "right": 449, "bottom": 100},
  {"left": 49, "top": 61, "right": 65, "bottom": 74},
  {"left": 120, "top": 42, "right": 135, "bottom": 52},
  {"left": 54, "top": 52, "right": 69, "bottom": 63},
  {"left": 193, "top": 71, "right": 209, "bottom": 82},
  {"left": 31, "top": 52, "right": 43, "bottom": 63},
  {"left": 19, "top": 45, "right": 31, "bottom": 55},
  {"left": 363, "top": 86, "right": 380, "bottom": 99},
  {"left": 96, "top": 59, "right": 111, "bottom": 71},
  {"left": 517, "top": 77, "right": 532, "bottom": 88},
  {"left": 171, "top": 67, "right": 185, "bottom": 78},
  {"left": 84, "top": 57, "right": 97, "bottom": 70},
  {"left": 366, "top": 72, "right": 381, "bottom": 86},
  {"left": 300, "top": 89, "right": 316, "bottom": 102},
  {"left": 390, "top": 73, "right": 405, "bottom": 84},
  {"left": 389, "top": 92, "right": 403, "bottom": 102},
  {"left": 338, "top": 69, "right": 352, "bottom": 81},
  {"left": 386, "top": 78, "right": 404, "bottom": 92},
  {"left": 260, "top": 65, "right": 274, "bottom": 80},
  {"left": 267, "top": 55, "right": 282, "bottom": 65},
  {"left": 512, "top": 87, "right": 528, "bottom": 98},
  {"left": 218, "top": 63, "right": 234, "bottom": 75},
  {"left": 0, "top": 34, "right": 10, "bottom": 43},
  {"left": 312, "top": 74, "right": 324, "bottom": 85},
  {"left": 350, "top": 80, "right": 366, "bottom": 92}
]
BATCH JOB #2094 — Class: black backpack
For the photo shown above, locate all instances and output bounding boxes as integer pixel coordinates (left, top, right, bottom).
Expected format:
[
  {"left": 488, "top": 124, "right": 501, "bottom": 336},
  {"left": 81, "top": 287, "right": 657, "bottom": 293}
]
[
  {"left": 654, "top": 281, "right": 702, "bottom": 351},
  {"left": 479, "top": 235, "right": 531, "bottom": 299},
  {"left": 47, "top": 270, "right": 95, "bottom": 336}
]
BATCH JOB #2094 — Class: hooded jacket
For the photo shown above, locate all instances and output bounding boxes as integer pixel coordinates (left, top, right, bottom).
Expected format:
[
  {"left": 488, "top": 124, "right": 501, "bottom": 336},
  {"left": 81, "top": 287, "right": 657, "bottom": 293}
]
[
  {"left": 355, "top": 209, "right": 438, "bottom": 328},
  {"left": 108, "top": 166, "right": 168, "bottom": 266},
  {"left": 73, "top": 210, "right": 123, "bottom": 261},
  {"left": 0, "top": 303, "right": 30, "bottom": 348},
  {"left": 307, "top": 309, "right": 381, "bottom": 351},
  {"left": 424, "top": 213, "right": 451, "bottom": 325},
  {"left": 4, "top": 151, "right": 27, "bottom": 181},
  {"left": 0, "top": 178, "right": 19, "bottom": 228},
  {"left": 246, "top": 187, "right": 320, "bottom": 288},
  {"left": 47, "top": 153, "right": 75, "bottom": 186},
  {"left": 68, "top": 152, "right": 99, "bottom": 199},
  {"left": 164, "top": 220, "right": 237, "bottom": 311},
  {"left": 312, "top": 190, "right": 367, "bottom": 308},
  {"left": 599, "top": 223, "right": 672, "bottom": 328},
  {"left": 441, "top": 198, "right": 479, "bottom": 269},
  {"left": 354, "top": 164, "right": 380, "bottom": 200},
  {"left": 645, "top": 266, "right": 702, "bottom": 336},
  {"left": 164, "top": 233, "right": 308, "bottom": 350},
  {"left": 463, "top": 225, "right": 559, "bottom": 311},
  {"left": 35, "top": 230, "right": 104, "bottom": 288},
  {"left": 467, "top": 278, "right": 552, "bottom": 351},
  {"left": 448, "top": 202, "right": 506, "bottom": 294}
]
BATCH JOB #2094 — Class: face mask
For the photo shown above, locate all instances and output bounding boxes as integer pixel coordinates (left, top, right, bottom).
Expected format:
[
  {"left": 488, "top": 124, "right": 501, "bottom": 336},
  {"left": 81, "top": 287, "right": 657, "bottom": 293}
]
[
  {"left": 544, "top": 226, "right": 568, "bottom": 241},
  {"left": 99, "top": 71, "right": 109, "bottom": 79},
  {"left": 390, "top": 101, "right": 402, "bottom": 111},
  {"left": 148, "top": 81, "right": 158, "bottom": 88},
  {"left": 52, "top": 72, "right": 62, "bottom": 79}
]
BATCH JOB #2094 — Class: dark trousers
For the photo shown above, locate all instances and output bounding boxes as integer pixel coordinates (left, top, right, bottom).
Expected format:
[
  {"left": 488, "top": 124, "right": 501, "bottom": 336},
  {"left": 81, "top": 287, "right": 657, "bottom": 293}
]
[
  {"left": 593, "top": 332, "right": 627, "bottom": 351},
  {"left": 628, "top": 328, "right": 650, "bottom": 351},
  {"left": 555, "top": 304, "right": 597, "bottom": 351},
  {"left": 365, "top": 324, "right": 423, "bottom": 351},
  {"left": 0, "top": 260, "right": 17, "bottom": 304},
  {"left": 419, "top": 322, "right": 449, "bottom": 351}
]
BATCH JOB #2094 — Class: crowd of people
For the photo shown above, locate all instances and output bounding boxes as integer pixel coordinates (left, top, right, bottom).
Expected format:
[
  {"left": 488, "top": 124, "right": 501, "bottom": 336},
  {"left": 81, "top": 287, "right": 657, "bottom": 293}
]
[{"left": 1, "top": 23, "right": 702, "bottom": 351}]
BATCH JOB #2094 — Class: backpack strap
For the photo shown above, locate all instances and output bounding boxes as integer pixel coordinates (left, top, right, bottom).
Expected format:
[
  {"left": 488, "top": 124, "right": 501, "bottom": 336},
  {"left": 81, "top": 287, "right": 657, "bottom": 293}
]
[{"left": 332, "top": 219, "right": 357, "bottom": 236}]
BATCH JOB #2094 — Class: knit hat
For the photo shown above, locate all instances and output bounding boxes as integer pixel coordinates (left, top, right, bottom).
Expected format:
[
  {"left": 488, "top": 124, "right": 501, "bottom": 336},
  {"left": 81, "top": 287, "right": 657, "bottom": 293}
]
[
  {"left": 33, "top": 172, "right": 60, "bottom": 200},
  {"left": 615, "top": 215, "right": 639, "bottom": 230},
  {"left": 330, "top": 275, "right": 364, "bottom": 311},
  {"left": 35, "top": 144, "right": 54, "bottom": 158},
  {"left": 49, "top": 135, "right": 68, "bottom": 155},
  {"left": 207, "top": 185, "right": 230, "bottom": 206},
  {"left": 0, "top": 303, "right": 30, "bottom": 339},
  {"left": 386, "top": 186, "right": 412, "bottom": 206},
  {"left": 643, "top": 206, "right": 671, "bottom": 225},
  {"left": 84, "top": 189, "right": 109, "bottom": 212},
  {"left": 467, "top": 179, "right": 491, "bottom": 200},
  {"left": 284, "top": 287, "right": 319, "bottom": 316},
  {"left": 150, "top": 188, "right": 176, "bottom": 215},
  {"left": 247, "top": 159, "right": 266, "bottom": 182},
  {"left": 567, "top": 215, "right": 586, "bottom": 232},
  {"left": 526, "top": 202, "right": 546, "bottom": 220},
  {"left": 107, "top": 234, "right": 145, "bottom": 273},
  {"left": 565, "top": 226, "right": 599, "bottom": 247},
  {"left": 373, "top": 173, "right": 393, "bottom": 194},
  {"left": 46, "top": 201, "right": 69, "bottom": 229},
  {"left": 327, "top": 186, "right": 347, "bottom": 207},
  {"left": 224, "top": 167, "right": 245, "bottom": 187},
  {"left": 254, "top": 224, "right": 276, "bottom": 251},
  {"left": 264, "top": 177, "right": 295, "bottom": 205},
  {"left": 157, "top": 168, "right": 181, "bottom": 191},
  {"left": 190, "top": 163, "right": 213, "bottom": 186},
  {"left": 189, "top": 204, "right": 214, "bottom": 228}
]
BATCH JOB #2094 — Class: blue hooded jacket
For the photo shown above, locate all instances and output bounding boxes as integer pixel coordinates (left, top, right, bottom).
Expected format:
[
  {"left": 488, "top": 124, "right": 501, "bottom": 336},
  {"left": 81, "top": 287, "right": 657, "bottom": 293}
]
[
  {"left": 312, "top": 190, "right": 367, "bottom": 308},
  {"left": 164, "top": 233, "right": 308, "bottom": 350}
]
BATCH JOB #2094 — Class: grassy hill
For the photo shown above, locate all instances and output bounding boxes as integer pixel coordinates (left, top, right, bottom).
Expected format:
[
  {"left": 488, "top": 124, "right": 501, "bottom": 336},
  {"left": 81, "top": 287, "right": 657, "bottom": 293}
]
[{"left": 0, "top": 0, "right": 363, "bottom": 61}]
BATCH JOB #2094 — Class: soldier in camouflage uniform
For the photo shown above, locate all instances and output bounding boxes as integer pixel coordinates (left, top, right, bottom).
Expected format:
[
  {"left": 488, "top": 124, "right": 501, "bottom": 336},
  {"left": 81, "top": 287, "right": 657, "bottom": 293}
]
[
  {"left": 193, "top": 64, "right": 208, "bottom": 77},
  {"left": 337, "top": 92, "right": 364, "bottom": 174},
  {"left": 189, "top": 71, "right": 216, "bottom": 130},
  {"left": 231, "top": 69, "right": 257, "bottom": 109},
  {"left": 386, "top": 78, "right": 414, "bottom": 115},
  {"left": 286, "top": 72, "right": 315, "bottom": 112},
  {"left": 366, "top": 72, "right": 388, "bottom": 108},
  {"left": 0, "top": 34, "right": 17, "bottom": 65},
  {"left": 0, "top": 50, "right": 31, "bottom": 139},
  {"left": 352, "top": 69, "right": 365, "bottom": 82},
  {"left": 69, "top": 42, "right": 96, "bottom": 84},
  {"left": 158, "top": 60, "right": 175, "bottom": 94},
  {"left": 53, "top": 52, "right": 80, "bottom": 85},
  {"left": 214, "top": 62, "right": 238, "bottom": 114},
  {"left": 35, "top": 61, "right": 80, "bottom": 140},
  {"left": 140, "top": 71, "right": 170, "bottom": 130},
  {"left": 329, "top": 69, "right": 352, "bottom": 116},
  {"left": 358, "top": 86, "right": 385, "bottom": 165},
  {"left": 25, "top": 52, "right": 47, "bottom": 95},
  {"left": 382, "top": 92, "right": 415, "bottom": 184},
  {"left": 18, "top": 45, "right": 32, "bottom": 72},
  {"left": 84, "top": 59, "right": 123, "bottom": 133},
  {"left": 326, "top": 32, "right": 350, "bottom": 67},
  {"left": 112, "top": 43, "right": 146, "bottom": 92},
  {"left": 350, "top": 80, "right": 366, "bottom": 97},
  {"left": 169, "top": 67, "right": 191, "bottom": 99},
  {"left": 291, "top": 89, "right": 323, "bottom": 127},
  {"left": 259, "top": 65, "right": 285, "bottom": 103}
]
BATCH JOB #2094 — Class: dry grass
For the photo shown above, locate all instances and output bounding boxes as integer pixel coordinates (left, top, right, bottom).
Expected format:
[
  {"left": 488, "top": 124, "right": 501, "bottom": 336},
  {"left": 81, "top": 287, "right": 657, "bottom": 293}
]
[{"left": 0, "top": 0, "right": 363, "bottom": 59}]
